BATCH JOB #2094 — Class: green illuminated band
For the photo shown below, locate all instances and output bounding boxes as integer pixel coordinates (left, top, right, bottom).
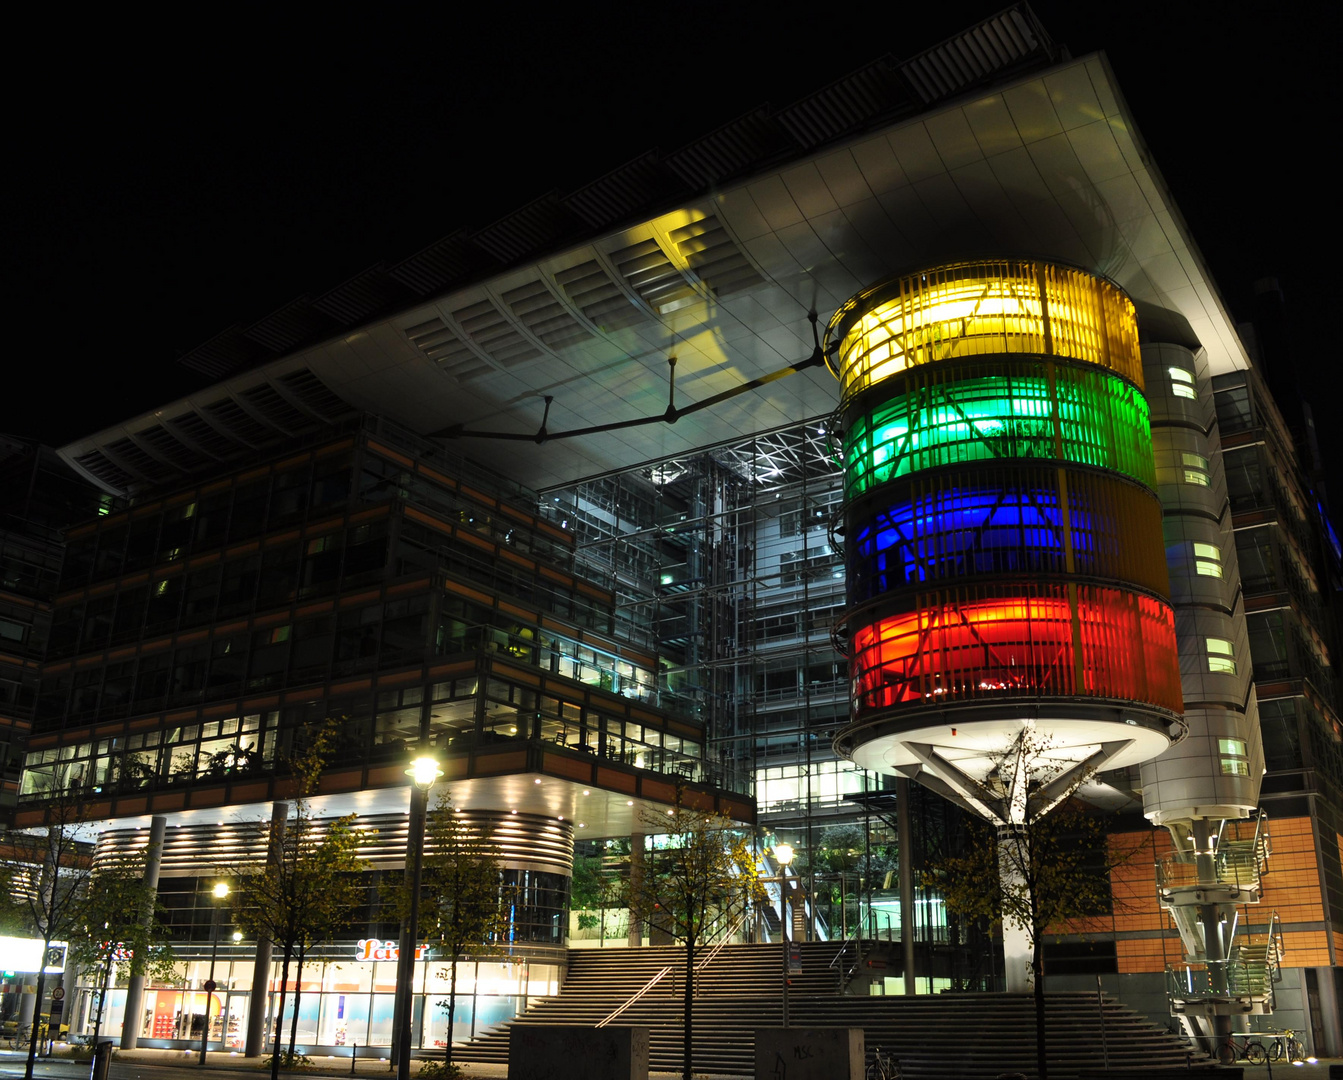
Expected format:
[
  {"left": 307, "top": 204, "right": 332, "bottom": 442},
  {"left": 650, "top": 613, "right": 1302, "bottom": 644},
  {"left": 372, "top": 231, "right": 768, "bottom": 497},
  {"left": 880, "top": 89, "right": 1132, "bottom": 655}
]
[{"left": 841, "top": 359, "right": 1156, "bottom": 500}]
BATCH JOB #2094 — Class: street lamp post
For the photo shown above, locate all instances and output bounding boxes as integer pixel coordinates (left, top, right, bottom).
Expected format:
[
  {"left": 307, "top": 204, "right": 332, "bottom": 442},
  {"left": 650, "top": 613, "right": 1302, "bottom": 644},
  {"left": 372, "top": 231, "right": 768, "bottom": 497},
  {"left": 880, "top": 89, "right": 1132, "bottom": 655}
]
[
  {"left": 775, "top": 843, "right": 794, "bottom": 1028},
  {"left": 393, "top": 754, "right": 442, "bottom": 1080},
  {"left": 200, "top": 882, "right": 230, "bottom": 1065}
]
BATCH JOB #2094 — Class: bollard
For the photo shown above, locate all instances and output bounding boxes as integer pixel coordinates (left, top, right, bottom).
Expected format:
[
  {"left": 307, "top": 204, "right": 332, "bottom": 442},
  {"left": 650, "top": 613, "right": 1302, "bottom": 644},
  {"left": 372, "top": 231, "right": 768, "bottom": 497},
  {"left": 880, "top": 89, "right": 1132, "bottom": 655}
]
[
  {"left": 90, "top": 1039, "right": 114, "bottom": 1080},
  {"left": 351, "top": 1042, "right": 358, "bottom": 1075}
]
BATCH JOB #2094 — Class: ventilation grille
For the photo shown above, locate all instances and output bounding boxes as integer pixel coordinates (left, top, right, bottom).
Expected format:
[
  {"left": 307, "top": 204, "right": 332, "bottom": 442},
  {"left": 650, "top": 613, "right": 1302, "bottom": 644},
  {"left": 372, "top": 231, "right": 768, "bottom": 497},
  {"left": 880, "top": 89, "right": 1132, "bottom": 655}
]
[
  {"left": 500, "top": 279, "right": 593, "bottom": 351},
  {"left": 166, "top": 412, "right": 242, "bottom": 459},
  {"left": 403, "top": 317, "right": 491, "bottom": 381},
  {"left": 105, "top": 438, "right": 174, "bottom": 484},
  {"left": 278, "top": 368, "right": 353, "bottom": 419},
  {"left": 776, "top": 60, "right": 909, "bottom": 148},
  {"left": 73, "top": 450, "right": 134, "bottom": 491},
  {"left": 564, "top": 152, "right": 686, "bottom": 229},
  {"left": 669, "top": 216, "right": 764, "bottom": 298},
  {"left": 611, "top": 239, "right": 696, "bottom": 314},
  {"left": 137, "top": 426, "right": 212, "bottom": 472},
  {"left": 554, "top": 260, "right": 648, "bottom": 333},
  {"left": 473, "top": 194, "right": 584, "bottom": 264},
  {"left": 666, "top": 109, "right": 793, "bottom": 188},
  {"left": 311, "top": 265, "right": 416, "bottom": 325},
  {"left": 388, "top": 231, "right": 499, "bottom": 298},
  {"left": 451, "top": 298, "right": 544, "bottom": 370},
  {"left": 899, "top": 5, "right": 1051, "bottom": 104},
  {"left": 202, "top": 398, "right": 273, "bottom": 445},
  {"left": 239, "top": 384, "right": 316, "bottom": 432}
]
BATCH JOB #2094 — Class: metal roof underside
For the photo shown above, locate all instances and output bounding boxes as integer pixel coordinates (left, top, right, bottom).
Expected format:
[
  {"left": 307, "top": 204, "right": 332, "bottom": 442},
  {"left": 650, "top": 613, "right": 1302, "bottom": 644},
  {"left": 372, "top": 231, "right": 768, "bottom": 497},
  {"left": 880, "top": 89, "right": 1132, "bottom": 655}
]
[{"left": 60, "top": 11, "right": 1249, "bottom": 498}]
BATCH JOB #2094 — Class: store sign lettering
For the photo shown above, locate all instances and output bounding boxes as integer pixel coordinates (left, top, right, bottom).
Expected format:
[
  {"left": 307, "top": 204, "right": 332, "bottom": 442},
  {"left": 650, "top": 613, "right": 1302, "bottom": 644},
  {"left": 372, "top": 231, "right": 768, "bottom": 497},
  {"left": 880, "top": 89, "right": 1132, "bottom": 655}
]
[{"left": 354, "top": 939, "right": 428, "bottom": 961}]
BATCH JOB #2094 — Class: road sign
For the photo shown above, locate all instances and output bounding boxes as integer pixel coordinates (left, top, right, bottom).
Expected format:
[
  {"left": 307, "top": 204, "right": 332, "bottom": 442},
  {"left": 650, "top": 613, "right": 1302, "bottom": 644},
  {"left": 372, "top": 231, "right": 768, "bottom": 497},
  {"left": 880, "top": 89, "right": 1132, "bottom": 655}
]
[
  {"left": 203, "top": 979, "right": 216, "bottom": 992},
  {"left": 50, "top": 987, "right": 64, "bottom": 1000},
  {"left": 50, "top": 998, "right": 63, "bottom": 1016}
]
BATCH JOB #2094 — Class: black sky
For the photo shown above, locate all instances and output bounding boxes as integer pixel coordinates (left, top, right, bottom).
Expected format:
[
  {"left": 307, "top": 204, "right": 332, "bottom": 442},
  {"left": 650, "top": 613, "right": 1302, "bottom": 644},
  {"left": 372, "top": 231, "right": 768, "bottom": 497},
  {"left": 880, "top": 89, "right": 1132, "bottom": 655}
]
[{"left": 2, "top": 2, "right": 1335, "bottom": 471}]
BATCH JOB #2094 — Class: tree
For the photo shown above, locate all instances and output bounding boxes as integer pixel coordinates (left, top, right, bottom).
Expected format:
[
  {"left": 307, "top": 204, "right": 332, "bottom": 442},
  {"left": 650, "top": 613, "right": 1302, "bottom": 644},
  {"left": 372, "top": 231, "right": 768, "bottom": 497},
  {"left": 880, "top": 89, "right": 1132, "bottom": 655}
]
[
  {"left": 930, "top": 729, "right": 1132, "bottom": 1080},
  {"left": 626, "top": 802, "right": 763, "bottom": 1080},
  {"left": 387, "top": 792, "right": 511, "bottom": 1073},
  {"left": 0, "top": 790, "right": 110, "bottom": 1080},
  {"left": 228, "top": 726, "right": 366, "bottom": 1080},
  {"left": 66, "top": 846, "right": 177, "bottom": 1047}
]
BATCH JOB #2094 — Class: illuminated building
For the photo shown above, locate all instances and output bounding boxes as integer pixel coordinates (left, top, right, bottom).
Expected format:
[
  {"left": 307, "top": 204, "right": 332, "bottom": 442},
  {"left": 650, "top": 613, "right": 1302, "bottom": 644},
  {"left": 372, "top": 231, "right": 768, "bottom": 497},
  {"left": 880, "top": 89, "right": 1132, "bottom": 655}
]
[{"left": 10, "top": 3, "right": 1343, "bottom": 1063}]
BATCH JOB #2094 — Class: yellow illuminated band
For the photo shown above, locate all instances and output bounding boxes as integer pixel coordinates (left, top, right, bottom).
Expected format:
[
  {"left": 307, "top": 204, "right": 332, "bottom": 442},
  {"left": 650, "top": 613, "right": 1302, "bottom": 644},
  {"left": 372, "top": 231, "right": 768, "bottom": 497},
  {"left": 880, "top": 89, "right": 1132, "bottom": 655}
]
[{"left": 826, "top": 261, "right": 1142, "bottom": 402}]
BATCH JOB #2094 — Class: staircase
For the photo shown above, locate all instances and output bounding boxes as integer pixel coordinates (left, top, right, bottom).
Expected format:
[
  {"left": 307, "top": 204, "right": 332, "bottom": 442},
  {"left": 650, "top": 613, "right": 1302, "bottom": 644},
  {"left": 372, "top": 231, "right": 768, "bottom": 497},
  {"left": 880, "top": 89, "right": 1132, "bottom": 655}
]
[{"left": 452, "top": 943, "right": 1207, "bottom": 1078}]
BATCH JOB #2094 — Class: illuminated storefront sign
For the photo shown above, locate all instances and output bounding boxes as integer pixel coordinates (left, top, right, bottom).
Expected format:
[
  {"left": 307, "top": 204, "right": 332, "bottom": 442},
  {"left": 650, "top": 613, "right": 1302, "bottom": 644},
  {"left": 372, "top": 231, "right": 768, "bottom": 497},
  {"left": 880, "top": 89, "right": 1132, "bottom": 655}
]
[
  {"left": 354, "top": 939, "right": 429, "bottom": 961},
  {"left": 0, "top": 937, "right": 67, "bottom": 973}
]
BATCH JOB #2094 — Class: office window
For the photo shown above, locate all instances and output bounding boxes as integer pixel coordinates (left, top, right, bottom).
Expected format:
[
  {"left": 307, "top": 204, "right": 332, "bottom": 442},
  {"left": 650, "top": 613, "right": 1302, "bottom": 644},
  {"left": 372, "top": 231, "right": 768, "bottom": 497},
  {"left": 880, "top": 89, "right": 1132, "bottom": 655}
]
[
  {"left": 1169, "top": 365, "right": 1196, "bottom": 399},
  {"left": 1219, "top": 737, "right": 1249, "bottom": 776},
  {"left": 1206, "top": 637, "right": 1237, "bottom": 675},
  {"left": 1182, "top": 452, "right": 1210, "bottom": 486},
  {"left": 1193, "top": 541, "right": 1223, "bottom": 578}
]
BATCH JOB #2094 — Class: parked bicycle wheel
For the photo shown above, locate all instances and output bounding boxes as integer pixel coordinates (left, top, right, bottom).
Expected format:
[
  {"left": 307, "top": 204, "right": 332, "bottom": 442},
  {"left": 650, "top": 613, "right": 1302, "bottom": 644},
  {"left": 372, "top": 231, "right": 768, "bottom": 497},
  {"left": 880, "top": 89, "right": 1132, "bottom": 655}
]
[
  {"left": 1216, "top": 1041, "right": 1236, "bottom": 1067},
  {"left": 1245, "top": 1041, "right": 1268, "bottom": 1065}
]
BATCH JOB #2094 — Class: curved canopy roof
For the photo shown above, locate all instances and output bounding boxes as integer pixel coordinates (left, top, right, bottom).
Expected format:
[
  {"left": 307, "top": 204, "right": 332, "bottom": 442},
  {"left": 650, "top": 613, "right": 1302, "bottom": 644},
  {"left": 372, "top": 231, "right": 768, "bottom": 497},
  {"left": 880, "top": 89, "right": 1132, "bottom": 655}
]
[{"left": 61, "top": 39, "right": 1247, "bottom": 497}]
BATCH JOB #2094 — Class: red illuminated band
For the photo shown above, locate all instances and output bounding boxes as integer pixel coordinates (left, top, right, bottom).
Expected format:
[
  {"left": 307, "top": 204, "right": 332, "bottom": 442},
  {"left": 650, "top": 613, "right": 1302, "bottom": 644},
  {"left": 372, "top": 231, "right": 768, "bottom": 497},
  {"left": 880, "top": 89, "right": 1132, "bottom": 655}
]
[{"left": 850, "top": 586, "right": 1181, "bottom": 717}]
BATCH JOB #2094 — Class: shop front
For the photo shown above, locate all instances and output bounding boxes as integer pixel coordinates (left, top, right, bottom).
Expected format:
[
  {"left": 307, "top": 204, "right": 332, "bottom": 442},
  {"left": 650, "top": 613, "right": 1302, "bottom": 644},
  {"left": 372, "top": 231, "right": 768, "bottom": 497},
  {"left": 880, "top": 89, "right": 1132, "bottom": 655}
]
[{"left": 74, "top": 941, "right": 562, "bottom": 1053}]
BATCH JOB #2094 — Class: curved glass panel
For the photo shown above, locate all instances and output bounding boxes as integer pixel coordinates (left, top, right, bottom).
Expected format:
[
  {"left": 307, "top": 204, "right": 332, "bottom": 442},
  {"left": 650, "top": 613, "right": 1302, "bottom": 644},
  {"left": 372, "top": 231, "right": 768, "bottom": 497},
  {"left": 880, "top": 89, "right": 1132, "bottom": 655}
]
[
  {"left": 847, "top": 467, "right": 1169, "bottom": 602},
  {"left": 828, "top": 260, "right": 1141, "bottom": 400},
  {"left": 849, "top": 584, "right": 1182, "bottom": 719},
  {"left": 842, "top": 362, "right": 1155, "bottom": 498}
]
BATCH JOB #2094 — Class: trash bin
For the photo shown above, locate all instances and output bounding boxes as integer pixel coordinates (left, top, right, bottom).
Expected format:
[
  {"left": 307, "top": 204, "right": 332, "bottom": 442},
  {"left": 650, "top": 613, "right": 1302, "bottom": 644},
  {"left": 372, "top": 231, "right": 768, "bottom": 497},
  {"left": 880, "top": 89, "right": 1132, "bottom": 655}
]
[{"left": 91, "top": 1039, "right": 114, "bottom": 1080}]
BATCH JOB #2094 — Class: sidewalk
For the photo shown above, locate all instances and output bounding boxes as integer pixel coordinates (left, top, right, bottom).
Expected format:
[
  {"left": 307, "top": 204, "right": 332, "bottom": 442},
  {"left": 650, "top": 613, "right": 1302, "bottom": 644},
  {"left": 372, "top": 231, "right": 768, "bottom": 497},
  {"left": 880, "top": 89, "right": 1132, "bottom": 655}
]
[{"left": 7, "top": 1046, "right": 1343, "bottom": 1079}]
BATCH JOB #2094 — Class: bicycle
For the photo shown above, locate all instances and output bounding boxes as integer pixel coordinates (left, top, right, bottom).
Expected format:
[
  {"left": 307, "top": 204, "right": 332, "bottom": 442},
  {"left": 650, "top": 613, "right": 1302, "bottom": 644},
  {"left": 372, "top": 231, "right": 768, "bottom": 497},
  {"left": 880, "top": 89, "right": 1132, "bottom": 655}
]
[
  {"left": 866, "top": 1044, "right": 902, "bottom": 1080},
  {"left": 1216, "top": 1032, "right": 1267, "bottom": 1066},
  {"left": 1266, "top": 1027, "right": 1305, "bottom": 1062},
  {"left": 4, "top": 1024, "right": 33, "bottom": 1051}
]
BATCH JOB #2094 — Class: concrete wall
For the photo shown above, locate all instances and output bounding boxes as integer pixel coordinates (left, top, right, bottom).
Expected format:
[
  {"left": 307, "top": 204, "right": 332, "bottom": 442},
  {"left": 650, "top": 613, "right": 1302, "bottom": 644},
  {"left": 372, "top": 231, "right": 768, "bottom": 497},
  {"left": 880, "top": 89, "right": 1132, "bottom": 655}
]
[
  {"left": 507, "top": 1026, "right": 649, "bottom": 1080},
  {"left": 754, "top": 1027, "right": 864, "bottom": 1080}
]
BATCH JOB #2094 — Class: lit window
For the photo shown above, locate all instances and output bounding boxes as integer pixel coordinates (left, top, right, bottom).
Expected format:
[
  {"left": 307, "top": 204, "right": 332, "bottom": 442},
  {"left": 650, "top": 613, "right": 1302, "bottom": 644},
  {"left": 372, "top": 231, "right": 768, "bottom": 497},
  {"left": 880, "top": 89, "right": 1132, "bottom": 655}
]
[
  {"left": 1218, "top": 738, "right": 1246, "bottom": 756},
  {"left": 1221, "top": 758, "right": 1249, "bottom": 776},
  {"left": 1182, "top": 451, "right": 1210, "bottom": 486},
  {"left": 1206, "top": 637, "right": 1236, "bottom": 674},
  {"left": 1194, "top": 542, "right": 1223, "bottom": 578},
  {"left": 1219, "top": 737, "right": 1249, "bottom": 776},
  {"left": 1169, "top": 366, "right": 1197, "bottom": 399}
]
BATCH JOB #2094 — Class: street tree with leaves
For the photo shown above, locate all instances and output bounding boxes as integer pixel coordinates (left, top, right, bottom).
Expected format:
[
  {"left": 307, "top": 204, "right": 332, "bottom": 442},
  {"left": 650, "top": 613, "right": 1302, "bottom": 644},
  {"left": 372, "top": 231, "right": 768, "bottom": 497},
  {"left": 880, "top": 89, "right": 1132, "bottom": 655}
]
[
  {"left": 67, "top": 846, "right": 177, "bottom": 1046},
  {"left": 927, "top": 729, "right": 1134, "bottom": 1080},
  {"left": 626, "top": 802, "right": 763, "bottom": 1080},
  {"left": 0, "top": 790, "right": 164, "bottom": 1080},
  {"left": 386, "top": 793, "right": 511, "bottom": 1072},
  {"left": 227, "top": 726, "right": 367, "bottom": 1080}
]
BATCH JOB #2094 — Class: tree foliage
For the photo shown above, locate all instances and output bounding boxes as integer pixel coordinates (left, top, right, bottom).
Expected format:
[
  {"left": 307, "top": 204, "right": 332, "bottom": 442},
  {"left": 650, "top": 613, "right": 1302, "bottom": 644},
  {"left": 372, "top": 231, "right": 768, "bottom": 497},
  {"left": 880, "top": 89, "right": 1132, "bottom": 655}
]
[
  {"left": 0, "top": 790, "right": 176, "bottom": 1078},
  {"left": 626, "top": 803, "right": 763, "bottom": 1080},
  {"left": 922, "top": 726, "right": 1152, "bottom": 1080},
  {"left": 227, "top": 725, "right": 366, "bottom": 1079},
  {"left": 386, "top": 793, "right": 511, "bottom": 1070}
]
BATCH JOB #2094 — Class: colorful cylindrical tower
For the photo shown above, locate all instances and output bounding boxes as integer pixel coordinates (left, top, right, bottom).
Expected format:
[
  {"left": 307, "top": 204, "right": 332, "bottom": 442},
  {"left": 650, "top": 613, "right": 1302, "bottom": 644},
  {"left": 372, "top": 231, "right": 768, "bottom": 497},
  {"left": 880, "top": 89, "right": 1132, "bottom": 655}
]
[{"left": 829, "top": 261, "right": 1185, "bottom": 787}]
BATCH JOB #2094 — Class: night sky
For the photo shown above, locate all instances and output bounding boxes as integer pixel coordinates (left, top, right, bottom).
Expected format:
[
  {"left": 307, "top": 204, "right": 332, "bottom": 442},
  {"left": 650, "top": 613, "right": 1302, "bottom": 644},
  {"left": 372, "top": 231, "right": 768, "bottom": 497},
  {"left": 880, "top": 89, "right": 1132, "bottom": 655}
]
[{"left": 3, "top": 2, "right": 1333, "bottom": 474}]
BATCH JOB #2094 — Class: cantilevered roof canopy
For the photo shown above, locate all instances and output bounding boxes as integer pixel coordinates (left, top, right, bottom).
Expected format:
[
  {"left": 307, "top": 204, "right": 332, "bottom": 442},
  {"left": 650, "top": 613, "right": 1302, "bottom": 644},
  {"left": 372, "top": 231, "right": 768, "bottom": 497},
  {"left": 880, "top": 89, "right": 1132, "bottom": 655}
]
[{"left": 61, "top": 36, "right": 1248, "bottom": 497}]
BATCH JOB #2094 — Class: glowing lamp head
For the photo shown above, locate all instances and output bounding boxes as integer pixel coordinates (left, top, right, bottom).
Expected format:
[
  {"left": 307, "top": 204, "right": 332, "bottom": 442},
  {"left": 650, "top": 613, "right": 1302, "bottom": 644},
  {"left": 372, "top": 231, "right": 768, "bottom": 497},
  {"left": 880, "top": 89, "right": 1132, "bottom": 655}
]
[
  {"left": 407, "top": 755, "right": 443, "bottom": 790},
  {"left": 212, "top": 882, "right": 230, "bottom": 899},
  {"left": 232, "top": 931, "right": 243, "bottom": 942},
  {"left": 775, "top": 843, "right": 795, "bottom": 867}
]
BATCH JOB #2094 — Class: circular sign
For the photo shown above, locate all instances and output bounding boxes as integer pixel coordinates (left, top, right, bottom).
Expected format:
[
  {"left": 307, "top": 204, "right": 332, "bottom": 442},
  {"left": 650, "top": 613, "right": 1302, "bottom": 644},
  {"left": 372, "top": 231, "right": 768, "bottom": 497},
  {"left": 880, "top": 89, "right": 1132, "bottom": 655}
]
[
  {"left": 203, "top": 980, "right": 217, "bottom": 992},
  {"left": 50, "top": 987, "right": 64, "bottom": 1000}
]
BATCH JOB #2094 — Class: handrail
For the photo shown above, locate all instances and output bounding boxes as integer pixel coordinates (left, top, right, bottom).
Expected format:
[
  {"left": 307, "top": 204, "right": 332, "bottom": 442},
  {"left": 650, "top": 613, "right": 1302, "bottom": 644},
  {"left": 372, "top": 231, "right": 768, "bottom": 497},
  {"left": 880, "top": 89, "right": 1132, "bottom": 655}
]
[
  {"left": 695, "top": 905, "right": 751, "bottom": 978},
  {"left": 828, "top": 931, "right": 860, "bottom": 971},
  {"left": 596, "top": 965, "right": 672, "bottom": 1027}
]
